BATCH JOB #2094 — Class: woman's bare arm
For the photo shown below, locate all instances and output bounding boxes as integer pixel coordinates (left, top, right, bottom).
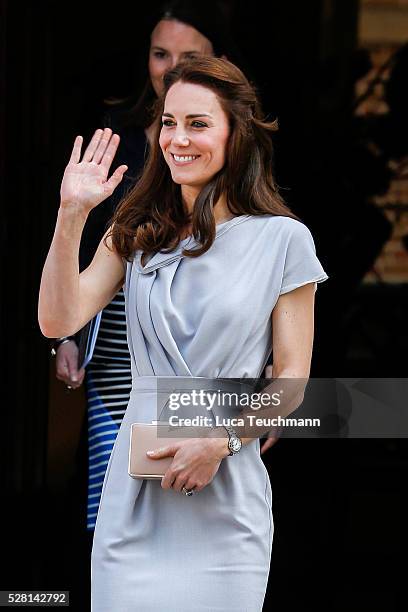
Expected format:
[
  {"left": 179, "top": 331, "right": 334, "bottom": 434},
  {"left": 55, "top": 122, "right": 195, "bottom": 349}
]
[
  {"left": 270, "top": 282, "right": 315, "bottom": 379},
  {"left": 38, "top": 128, "right": 128, "bottom": 338}
]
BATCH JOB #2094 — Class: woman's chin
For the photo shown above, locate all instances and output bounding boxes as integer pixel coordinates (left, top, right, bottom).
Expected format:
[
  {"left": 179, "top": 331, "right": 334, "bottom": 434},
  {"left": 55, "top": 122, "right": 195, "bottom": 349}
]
[{"left": 170, "top": 173, "right": 203, "bottom": 188}]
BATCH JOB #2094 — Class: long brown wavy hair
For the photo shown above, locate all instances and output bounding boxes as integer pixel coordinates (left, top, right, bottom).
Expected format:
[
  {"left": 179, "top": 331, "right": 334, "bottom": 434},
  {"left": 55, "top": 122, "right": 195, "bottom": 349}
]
[{"left": 108, "top": 56, "right": 298, "bottom": 261}]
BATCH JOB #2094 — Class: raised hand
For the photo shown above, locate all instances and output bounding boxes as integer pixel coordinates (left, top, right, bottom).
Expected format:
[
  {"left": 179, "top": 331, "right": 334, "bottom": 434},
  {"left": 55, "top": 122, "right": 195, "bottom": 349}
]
[{"left": 60, "top": 128, "right": 128, "bottom": 214}]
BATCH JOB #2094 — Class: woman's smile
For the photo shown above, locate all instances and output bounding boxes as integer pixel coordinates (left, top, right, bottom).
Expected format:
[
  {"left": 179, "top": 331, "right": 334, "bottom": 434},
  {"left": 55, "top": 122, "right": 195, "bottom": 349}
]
[{"left": 170, "top": 153, "right": 201, "bottom": 165}]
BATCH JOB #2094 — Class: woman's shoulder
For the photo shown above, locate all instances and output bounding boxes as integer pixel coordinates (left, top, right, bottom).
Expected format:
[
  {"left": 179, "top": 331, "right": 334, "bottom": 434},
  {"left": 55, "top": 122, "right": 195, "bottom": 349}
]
[
  {"left": 241, "top": 215, "right": 328, "bottom": 288},
  {"left": 245, "top": 214, "right": 311, "bottom": 238}
]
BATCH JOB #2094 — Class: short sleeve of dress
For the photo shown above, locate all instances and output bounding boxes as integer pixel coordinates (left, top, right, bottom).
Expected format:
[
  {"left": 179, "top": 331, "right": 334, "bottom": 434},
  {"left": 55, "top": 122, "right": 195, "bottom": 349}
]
[{"left": 280, "top": 221, "right": 329, "bottom": 295}]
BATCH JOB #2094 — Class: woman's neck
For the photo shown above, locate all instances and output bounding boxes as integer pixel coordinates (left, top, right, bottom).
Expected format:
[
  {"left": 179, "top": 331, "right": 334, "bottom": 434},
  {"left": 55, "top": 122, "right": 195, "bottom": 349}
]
[
  {"left": 177, "top": 192, "right": 236, "bottom": 241},
  {"left": 181, "top": 187, "right": 234, "bottom": 225}
]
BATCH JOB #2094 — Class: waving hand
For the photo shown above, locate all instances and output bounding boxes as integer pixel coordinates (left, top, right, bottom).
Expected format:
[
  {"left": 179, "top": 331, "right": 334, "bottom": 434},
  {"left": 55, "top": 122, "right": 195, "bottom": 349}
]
[{"left": 60, "top": 128, "right": 128, "bottom": 213}]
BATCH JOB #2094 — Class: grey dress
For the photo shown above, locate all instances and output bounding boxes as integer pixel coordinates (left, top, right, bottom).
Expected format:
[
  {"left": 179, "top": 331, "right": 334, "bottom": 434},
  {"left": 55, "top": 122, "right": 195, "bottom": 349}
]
[{"left": 91, "top": 214, "right": 329, "bottom": 611}]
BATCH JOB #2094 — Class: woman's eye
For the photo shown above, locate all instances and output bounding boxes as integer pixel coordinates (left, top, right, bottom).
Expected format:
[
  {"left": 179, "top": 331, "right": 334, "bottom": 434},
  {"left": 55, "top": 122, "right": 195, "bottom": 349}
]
[
  {"left": 153, "top": 51, "right": 166, "bottom": 59},
  {"left": 161, "top": 120, "right": 207, "bottom": 128}
]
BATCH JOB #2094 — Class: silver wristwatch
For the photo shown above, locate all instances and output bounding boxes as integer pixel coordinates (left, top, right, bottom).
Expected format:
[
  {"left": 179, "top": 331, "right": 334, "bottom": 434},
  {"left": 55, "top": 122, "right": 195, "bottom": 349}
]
[{"left": 223, "top": 425, "right": 242, "bottom": 455}]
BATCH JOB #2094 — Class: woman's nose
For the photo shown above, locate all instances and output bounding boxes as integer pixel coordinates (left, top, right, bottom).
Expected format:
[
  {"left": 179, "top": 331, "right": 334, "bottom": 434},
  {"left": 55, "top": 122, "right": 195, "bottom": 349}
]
[
  {"left": 172, "top": 129, "right": 190, "bottom": 146},
  {"left": 161, "top": 56, "right": 178, "bottom": 77},
  {"left": 159, "top": 57, "right": 176, "bottom": 81},
  {"left": 169, "top": 55, "right": 180, "bottom": 70}
]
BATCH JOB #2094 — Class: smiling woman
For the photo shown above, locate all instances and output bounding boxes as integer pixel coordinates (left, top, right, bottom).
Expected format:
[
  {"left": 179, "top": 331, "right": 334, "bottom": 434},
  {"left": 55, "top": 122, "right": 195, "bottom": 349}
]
[
  {"left": 50, "top": 0, "right": 241, "bottom": 537},
  {"left": 39, "top": 54, "right": 328, "bottom": 612},
  {"left": 160, "top": 81, "right": 230, "bottom": 196},
  {"left": 109, "top": 57, "right": 297, "bottom": 259}
]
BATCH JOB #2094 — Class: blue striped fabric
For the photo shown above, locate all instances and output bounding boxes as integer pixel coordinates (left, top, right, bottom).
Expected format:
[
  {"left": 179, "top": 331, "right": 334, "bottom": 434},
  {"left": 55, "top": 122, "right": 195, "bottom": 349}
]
[{"left": 85, "top": 289, "right": 131, "bottom": 530}]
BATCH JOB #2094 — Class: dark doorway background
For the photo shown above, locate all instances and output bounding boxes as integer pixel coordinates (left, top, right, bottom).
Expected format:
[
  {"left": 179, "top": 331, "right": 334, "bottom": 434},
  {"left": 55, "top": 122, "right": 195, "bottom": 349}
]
[{"left": 2, "top": 1, "right": 407, "bottom": 611}]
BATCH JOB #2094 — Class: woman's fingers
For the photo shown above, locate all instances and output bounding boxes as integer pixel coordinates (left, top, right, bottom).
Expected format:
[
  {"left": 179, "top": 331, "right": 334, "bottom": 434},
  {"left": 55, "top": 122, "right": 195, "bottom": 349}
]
[
  {"left": 260, "top": 436, "right": 279, "bottom": 454},
  {"left": 82, "top": 128, "right": 104, "bottom": 162},
  {"left": 93, "top": 128, "right": 114, "bottom": 164},
  {"left": 69, "top": 135, "right": 83, "bottom": 164},
  {"left": 69, "top": 128, "right": 120, "bottom": 170},
  {"left": 104, "top": 164, "right": 128, "bottom": 194},
  {"left": 100, "top": 132, "right": 120, "bottom": 171}
]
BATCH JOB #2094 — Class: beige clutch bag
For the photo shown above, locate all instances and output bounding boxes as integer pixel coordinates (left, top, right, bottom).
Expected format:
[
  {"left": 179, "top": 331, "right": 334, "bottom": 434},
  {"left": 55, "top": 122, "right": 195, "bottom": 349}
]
[{"left": 128, "top": 422, "right": 207, "bottom": 480}]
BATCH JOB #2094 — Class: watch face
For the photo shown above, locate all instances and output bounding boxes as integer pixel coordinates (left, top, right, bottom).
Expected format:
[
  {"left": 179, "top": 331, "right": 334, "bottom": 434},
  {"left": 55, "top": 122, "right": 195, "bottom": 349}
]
[{"left": 229, "top": 437, "right": 242, "bottom": 452}]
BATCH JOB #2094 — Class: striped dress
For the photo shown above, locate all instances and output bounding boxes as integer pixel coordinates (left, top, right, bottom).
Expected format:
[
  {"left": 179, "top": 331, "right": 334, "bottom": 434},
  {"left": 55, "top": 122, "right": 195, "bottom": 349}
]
[{"left": 85, "top": 289, "right": 131, "bottom": 530}]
